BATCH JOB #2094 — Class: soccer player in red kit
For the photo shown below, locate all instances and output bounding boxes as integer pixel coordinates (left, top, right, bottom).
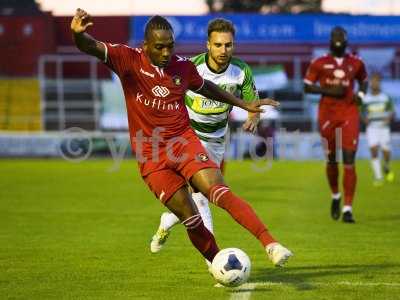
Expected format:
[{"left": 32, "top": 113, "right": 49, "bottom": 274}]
[
  {"left": 71, "top": 9, "right": 292, "bottom": 268},
  {"left": 304, "top": 26, "right": 368, "bottom": 223}
]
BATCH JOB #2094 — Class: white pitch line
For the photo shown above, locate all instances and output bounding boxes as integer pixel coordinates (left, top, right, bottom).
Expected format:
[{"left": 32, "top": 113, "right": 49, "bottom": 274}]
[
  {"left": 230, "top": 281, "right": 400, "bottom": 300},
  {"left": 229, "top": 283, "right": 257, "bottom": 300}
]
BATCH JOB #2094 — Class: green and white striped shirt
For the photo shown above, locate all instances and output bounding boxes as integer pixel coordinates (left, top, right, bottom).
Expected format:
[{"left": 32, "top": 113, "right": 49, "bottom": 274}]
[
  {"left": 185, "top": 53, "right": 259, "bottom": 143},
  {"left": 362, "top": 92, "right": 394, "bottom": 128}
]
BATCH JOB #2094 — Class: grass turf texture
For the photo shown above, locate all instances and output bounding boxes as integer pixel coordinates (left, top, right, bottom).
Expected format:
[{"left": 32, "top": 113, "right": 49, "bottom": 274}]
[{"left": 0, "top": 159, "right": 399, "bottom": 299}]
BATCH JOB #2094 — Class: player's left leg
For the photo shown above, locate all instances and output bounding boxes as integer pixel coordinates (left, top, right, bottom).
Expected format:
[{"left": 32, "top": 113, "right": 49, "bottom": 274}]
[
  {"left": 189, "top": 168, "right": 292, "bottom": 267},
  {"left": 177, "top": 130, "right": 291, "bottom": 266},
  {"left": 381, "top": 128, "right": 394, "bottom": 182},
  {"left": 383, "top": 149, "right": 394, "bottom": 182},
  {"left": 340, "top": 115, "right": 360, "bottom": 223},
  {"left": 342, "top": 149, "right": 357, "bottom": 223}
]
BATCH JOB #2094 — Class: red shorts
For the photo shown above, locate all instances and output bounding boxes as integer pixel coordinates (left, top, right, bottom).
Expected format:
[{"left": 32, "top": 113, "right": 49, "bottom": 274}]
[
  {"left": 139, "top": 129, "right": 218, "bottom": 203},
  {"left": 318, "top": 112, "right": 360, "bottom": 153}
]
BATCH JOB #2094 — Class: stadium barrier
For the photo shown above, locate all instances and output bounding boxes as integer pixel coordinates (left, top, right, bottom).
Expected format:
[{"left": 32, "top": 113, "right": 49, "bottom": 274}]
[{"left": 1, "top": 131, "right": 399, "bottom": 161}]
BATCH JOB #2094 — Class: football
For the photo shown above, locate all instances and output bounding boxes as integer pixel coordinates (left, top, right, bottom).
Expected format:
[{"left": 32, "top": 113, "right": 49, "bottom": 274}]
[{"left": 211, "top": 248, "right": 251, "bottom": 287}]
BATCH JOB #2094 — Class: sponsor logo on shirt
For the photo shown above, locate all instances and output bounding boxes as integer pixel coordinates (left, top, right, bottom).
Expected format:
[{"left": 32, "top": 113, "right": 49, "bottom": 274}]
[
  {"left": 323, "top": 64, "right": 335, "bottom": 69},
  {"left": 135, "top": 92, "right": 180, "bottom": 111},
  {"left": 333, "top": 69, "right": 346, "bottom": 79},
  {"left": 176, "top": 55, "right": 189, "bottom": 62},
  {"left": 152, "top": 86, "right": 170, "bottom": 98}
]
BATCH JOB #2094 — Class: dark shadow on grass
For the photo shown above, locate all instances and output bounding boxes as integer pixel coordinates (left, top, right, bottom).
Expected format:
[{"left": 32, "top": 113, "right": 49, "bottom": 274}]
[{"left": 250, "top": 263, "right": 400, "bottom": 291}]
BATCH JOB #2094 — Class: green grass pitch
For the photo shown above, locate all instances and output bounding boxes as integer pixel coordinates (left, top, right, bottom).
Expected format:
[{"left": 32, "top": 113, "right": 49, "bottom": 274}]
[{"left": 1, "top": 159, "right": 399, "bottom": 299}]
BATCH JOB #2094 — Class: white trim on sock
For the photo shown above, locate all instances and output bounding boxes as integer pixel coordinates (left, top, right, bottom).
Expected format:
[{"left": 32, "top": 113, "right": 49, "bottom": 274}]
[
  {"left": 332, "top": 193, "right": 341, "bottom": 200},
  {"left": 342, "top": 205, "right": 352, "bottom": 213}
]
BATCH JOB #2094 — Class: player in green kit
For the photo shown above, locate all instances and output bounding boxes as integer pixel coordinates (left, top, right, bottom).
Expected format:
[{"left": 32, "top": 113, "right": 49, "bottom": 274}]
[
  {"left": 361, "top": 73, "right": 395, "bottom": 186},
  {"left": 150, "top": 18, "right": 267, "bottom": 262}
]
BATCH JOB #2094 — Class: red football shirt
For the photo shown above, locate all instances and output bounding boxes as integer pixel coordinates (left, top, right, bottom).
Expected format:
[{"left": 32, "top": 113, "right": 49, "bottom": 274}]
[
  {"left": 102, "top": 43, "right": 204, "bottom": 158},
  {"left": 304, "top": 53, "right": 367, "bottom": 116}
]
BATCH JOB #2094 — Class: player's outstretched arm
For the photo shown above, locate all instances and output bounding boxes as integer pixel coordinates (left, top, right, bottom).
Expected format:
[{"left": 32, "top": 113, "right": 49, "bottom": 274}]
[
  {"left": 71, "top": 8, "right": 106, "bottom": 61},
  {"left": 304, "top": 83, "right": 346, "bottom": 98},
  {"left": 197, "top": 80, "right": 279, "bottom": 113}
]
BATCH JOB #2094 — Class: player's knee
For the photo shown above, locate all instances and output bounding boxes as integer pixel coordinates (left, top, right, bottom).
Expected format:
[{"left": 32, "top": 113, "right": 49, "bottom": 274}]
[
  {"left": 342, "top": 150, "right": 356, "bottom": 165},
  {"left": 327, "top": 152, "right": 337, "bottom": 164},
  {"left": 208, "top": 184, "right": 231, "bottom": 207}
]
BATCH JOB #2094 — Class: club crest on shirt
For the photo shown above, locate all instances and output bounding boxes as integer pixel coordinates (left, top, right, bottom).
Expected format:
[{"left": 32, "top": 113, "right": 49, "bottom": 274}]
[
  {"left": 197, "top": 153, "right": 209, "bottom": 162},
  {"left": 172, "top": 75, "right": 182, "bottom": 86},
  {"left": 333, "top": 69, "right": 346, "bottom": 79}
]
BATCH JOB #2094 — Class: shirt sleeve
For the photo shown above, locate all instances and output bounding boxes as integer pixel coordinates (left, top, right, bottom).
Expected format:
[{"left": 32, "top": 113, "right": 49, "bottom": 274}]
[
  {"left": 304, "top": 59, "right": 320, "bottom": 85},
  {"left": 241, "top": 64, "right": 259, "bottom": 102},
  {"left": 356, "top": 60, "right": 368, "bottom": 82},
  {"left": 101, "top": 42, "right": 136, "bottom": 76},
  {"left": 187, "top": 61, "right": 204, "bottom": 92}
]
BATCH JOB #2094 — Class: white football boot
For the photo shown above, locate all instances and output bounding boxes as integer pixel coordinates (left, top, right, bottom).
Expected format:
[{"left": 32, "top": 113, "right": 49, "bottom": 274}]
[
  {"left": 150, "top": 213, "right": 173, "bottom": 253},
  {"left": 266, "top": 243, "right": 293, "bottom": 267},
  {"left": 150, "top": 227, "right": 170, "bottom": 253}
]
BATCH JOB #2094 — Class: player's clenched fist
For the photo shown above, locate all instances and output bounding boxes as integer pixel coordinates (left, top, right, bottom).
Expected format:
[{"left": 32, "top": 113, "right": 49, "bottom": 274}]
[{"left": 71, "top": 8, "right": 93, "bottom": 33}]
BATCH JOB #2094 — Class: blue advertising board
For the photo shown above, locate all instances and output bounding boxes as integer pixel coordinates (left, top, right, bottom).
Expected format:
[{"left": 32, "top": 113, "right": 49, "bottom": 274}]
[{"left": 131, "top": 14, "right": 400, "bottom": 44}]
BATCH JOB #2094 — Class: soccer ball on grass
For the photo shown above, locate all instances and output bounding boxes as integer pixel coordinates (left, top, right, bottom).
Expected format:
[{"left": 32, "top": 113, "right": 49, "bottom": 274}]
[{"left": 211, "top": 248, "right": 251, "bottom": 287}]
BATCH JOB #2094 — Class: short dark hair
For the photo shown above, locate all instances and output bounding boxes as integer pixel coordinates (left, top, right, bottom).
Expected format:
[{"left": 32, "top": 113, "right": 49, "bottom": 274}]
[
  {"left": 207, "top": 18, "right": 235, "bottom": 38},
  {"left": 331, "top": 26, "right": 347, "bottom": 38},
  {"left": 144, "top": 15, "right": 173, "bottom": 40}
]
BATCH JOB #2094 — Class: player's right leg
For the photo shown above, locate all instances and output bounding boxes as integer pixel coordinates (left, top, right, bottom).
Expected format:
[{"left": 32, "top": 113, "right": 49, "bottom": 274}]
[
  {"left": 150, "top": 212, "right": 179, "bottom": 253},
  {"left": 369, "top": 145, "right": 383, "bottom": 186},
  {"left": 150, "top": 140, "right": 223, "bottom": 254},
  {"left": 164, "top": 186, "right": 219, "bottom": 262},
  {"left": 144, "top": 169, "right": 219, "bottom": 262},
  {"left": 381, "top": 128, "right": 394, "bottom": 182},
  {"left": 327, "top": 152, "right": 341, "bottom": 220},
  {"left": 383, "top": 149, "right": 394, "bottom": 182},
  {"left": 320, "top": 119, "right": 341, "bottom": 220}
]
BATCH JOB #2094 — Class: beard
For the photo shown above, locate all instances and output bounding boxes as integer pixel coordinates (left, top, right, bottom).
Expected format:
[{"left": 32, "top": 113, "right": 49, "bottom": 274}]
[{"left": 330, "top": 41, "right": 347, "bottom": 57}]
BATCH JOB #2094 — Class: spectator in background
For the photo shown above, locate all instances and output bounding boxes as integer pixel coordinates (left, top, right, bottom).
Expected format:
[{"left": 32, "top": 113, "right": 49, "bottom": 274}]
[{"left": 361, "top": 73, "right": 395, "bottom": 186}]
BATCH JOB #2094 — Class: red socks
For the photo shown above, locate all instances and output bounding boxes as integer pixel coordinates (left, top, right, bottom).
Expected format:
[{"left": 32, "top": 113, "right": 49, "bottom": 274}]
[
  {"left": 182, "top": 214, "right": 219, "bottom": 262},
  {"left": 208, "top": 185, "right": 276, "bottom": 247},
  {"left": 326, "top": 162, "right": 339, "bottom": 194},
  {"left": 343, "top": 164, "right": 357, "bottom": 206}
]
